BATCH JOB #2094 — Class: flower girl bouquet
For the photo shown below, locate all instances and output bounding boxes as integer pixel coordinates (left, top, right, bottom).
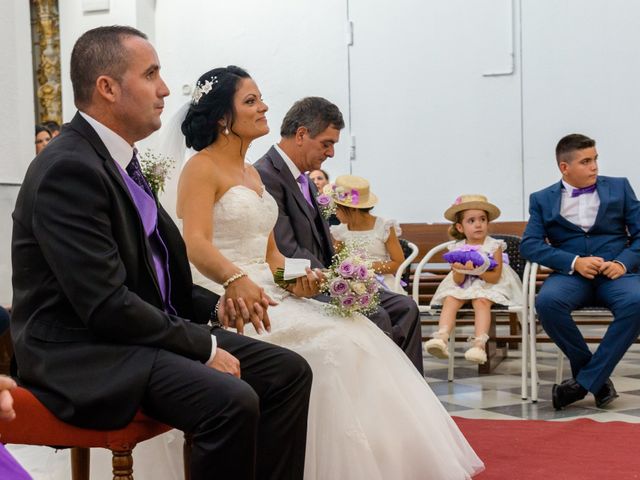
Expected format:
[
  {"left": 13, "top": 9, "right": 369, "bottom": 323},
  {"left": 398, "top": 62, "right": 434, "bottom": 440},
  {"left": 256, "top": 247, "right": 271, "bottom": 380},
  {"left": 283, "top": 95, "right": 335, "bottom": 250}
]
[{"left": 321, "top": 242, "right": 380, "bottom": 316}]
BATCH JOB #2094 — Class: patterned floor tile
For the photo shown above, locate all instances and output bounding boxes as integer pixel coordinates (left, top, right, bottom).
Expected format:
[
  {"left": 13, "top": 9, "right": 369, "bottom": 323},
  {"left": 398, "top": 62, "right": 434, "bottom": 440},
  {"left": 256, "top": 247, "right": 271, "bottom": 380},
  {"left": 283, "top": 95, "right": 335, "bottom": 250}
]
[{"left": 437, "top": 390, "right": 528, "bottom": 409}]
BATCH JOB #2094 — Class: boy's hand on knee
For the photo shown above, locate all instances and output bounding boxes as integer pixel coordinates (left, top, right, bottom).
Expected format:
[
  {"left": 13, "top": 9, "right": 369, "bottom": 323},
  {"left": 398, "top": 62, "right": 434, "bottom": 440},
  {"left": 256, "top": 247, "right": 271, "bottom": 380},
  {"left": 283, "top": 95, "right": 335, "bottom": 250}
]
[
  {"left": 575, "top": 257, "right": 604, "bottom": 279},
  {"left": 599, "top": 261, "right": 625, "bottom": 280}
]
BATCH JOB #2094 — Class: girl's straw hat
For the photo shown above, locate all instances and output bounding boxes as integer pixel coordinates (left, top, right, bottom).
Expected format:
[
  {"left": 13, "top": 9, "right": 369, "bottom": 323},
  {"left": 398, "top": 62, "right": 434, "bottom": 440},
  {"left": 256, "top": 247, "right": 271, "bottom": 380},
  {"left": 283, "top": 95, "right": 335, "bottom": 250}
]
[
  {"left": 333, "top": 175, "right": 379, "bottom": 209},
  {"left": 444, "top": 194, "right": 501, "bottom": 222}
]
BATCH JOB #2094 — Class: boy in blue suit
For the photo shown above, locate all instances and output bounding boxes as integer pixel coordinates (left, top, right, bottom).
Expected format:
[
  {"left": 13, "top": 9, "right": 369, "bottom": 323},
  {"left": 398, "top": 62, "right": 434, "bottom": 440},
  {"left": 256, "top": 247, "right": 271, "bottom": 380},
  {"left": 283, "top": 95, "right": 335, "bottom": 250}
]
[{"left": 521, "top": 133, "right": 640, "bottom": 410}]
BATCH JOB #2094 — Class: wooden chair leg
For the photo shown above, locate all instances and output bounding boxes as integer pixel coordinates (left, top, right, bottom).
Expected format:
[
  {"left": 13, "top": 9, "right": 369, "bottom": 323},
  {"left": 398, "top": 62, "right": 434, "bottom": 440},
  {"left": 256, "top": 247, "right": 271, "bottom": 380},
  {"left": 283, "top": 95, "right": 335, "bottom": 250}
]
[
  {"left": 183, "top": 433, "right": 193, "bottom": 480},
  {"left": 112, "top": 449, "right": 133, "bottom": 480},
  {"left": 71, "top": 447, "right": 90, "bottom": 480}
]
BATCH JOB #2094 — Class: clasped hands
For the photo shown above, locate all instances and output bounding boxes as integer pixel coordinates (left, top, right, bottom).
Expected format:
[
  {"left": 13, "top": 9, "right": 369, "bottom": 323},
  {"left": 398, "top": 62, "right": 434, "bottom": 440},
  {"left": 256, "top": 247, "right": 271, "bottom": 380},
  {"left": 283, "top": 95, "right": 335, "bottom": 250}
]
[
  {"left": 574, "top": 256, "right": 625, "bottom": 280},
  {"left": 219, "top": 267, "right": 325, "bottom": 335}
]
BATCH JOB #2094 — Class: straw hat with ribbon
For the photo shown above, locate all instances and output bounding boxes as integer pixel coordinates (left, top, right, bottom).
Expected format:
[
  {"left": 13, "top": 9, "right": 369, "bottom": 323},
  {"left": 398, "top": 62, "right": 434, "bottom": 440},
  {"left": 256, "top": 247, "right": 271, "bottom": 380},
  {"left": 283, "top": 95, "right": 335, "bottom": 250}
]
[
  {"left": 331, "top": 175, "right": 379, "bottom": 209},
  {"left": 444, "top": 194, "right": 501, "bottom": 222}
]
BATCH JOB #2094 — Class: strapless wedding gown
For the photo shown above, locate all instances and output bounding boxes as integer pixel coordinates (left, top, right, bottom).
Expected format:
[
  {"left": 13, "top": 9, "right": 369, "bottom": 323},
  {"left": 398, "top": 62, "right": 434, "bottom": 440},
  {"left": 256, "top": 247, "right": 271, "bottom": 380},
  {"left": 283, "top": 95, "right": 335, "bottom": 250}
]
[
  {"left": 189, "top": 186, "right": 483, "bottom": 480},
  {"left": 12, "top": 186, "right": 483, "bottom": 480}
]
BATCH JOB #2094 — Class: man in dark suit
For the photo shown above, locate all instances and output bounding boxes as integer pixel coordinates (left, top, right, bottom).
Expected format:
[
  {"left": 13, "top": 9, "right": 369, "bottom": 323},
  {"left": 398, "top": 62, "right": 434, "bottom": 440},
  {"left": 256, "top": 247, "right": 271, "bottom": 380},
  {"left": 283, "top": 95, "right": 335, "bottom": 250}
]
[
  {"left": 254, "top": 97, "right": 423, "bottom": 374},
  {"left": 11, "top": 26, "right": 311, "bottom": 480},
  {"left": 521, "top": 133, "right": 640, "bottom": 410}
]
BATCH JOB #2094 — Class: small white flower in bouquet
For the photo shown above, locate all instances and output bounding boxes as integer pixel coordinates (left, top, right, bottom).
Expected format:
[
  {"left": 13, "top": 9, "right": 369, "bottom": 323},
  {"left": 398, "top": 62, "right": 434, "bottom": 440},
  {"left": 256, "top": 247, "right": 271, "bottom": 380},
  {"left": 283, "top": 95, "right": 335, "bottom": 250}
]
[
  {"left": 321, "top": 241, "right": 380, "bottom": 316},
  {"left": 138, "top": 148, "right": 176, "bottom": 195}
]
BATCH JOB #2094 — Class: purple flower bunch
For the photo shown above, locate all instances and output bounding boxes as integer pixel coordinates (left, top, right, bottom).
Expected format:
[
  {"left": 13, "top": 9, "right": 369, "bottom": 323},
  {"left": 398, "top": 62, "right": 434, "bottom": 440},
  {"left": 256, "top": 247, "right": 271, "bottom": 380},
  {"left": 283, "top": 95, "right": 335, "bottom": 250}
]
[
  {"left": 443, "top": 247, "right": 486, "bottom": 268},
  {"left": 443, "top": 243, "right": 510, "bottom": 275},
  {"left": 322, "top": 243, "right": 380, "bottom": 316}
]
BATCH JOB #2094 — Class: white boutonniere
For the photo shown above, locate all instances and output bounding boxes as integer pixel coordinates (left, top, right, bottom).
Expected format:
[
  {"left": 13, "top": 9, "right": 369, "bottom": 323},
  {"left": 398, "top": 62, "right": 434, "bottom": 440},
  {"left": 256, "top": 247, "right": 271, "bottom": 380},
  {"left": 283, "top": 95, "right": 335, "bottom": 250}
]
[{"left": 138, "top": 149, "right": 175, "bottom": 195}]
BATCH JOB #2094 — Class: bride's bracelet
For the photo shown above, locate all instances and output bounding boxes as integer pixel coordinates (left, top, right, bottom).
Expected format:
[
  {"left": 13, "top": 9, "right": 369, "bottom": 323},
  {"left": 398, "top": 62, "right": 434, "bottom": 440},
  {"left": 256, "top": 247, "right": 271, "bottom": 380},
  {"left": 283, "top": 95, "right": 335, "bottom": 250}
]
[{"left": 222, "top": 271, "right": 247, "bottom": 289}]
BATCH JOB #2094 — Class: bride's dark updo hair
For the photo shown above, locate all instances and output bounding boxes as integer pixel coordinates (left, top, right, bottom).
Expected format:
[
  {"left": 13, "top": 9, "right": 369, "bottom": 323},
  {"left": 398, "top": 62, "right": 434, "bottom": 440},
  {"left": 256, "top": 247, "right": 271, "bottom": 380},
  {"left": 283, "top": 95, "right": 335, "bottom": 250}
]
[{"left": 181, "top": 65, "right": 251, "bottom": 151}]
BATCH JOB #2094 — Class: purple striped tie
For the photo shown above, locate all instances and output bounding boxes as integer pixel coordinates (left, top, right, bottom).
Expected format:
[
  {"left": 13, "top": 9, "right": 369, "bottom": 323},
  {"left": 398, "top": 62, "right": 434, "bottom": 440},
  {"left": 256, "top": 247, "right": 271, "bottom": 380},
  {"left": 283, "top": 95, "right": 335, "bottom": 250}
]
[{"left": 126, "top": 150, "right": 154, "bottom": 198}]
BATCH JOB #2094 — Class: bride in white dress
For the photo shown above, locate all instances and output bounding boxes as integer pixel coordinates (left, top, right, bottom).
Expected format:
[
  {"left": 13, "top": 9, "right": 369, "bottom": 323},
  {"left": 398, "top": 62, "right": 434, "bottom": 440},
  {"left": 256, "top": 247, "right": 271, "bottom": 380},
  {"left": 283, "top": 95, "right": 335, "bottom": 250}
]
[{"left": 170, "top": 65, "right": 483, "bottom": 480}]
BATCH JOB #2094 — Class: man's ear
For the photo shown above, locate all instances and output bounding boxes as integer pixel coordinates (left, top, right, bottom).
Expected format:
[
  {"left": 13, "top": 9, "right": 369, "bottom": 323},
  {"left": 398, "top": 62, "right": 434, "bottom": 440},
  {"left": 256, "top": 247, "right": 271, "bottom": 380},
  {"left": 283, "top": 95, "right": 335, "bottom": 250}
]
[
  {"left": 94, "top": 75, "right": 119, "bottom": 103},
  {"left": 295, "top": 126, "right": 308, "bottom": 145},
  {"left": 558, "top": 161, "right": 569, "bottom": 175}
]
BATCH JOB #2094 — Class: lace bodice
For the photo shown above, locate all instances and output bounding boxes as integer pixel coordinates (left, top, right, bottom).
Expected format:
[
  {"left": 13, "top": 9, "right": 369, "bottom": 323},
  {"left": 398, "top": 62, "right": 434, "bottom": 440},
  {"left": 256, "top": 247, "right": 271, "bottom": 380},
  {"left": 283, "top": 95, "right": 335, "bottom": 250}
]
[
  {"left": 188, "top": 184, "right": 283, "bottom": 297},
  {"left": 212, "top": 185, "right": 278, "bottom": 265}
]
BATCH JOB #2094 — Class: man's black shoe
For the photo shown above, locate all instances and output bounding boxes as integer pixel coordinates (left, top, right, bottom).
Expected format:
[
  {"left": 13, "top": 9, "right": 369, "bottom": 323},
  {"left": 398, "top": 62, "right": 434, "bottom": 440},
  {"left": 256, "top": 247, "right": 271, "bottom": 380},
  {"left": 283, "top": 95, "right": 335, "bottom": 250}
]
[
  {"left": 552, "top": 378, "right": 588, "bottom": 410},
  {"left": 594, "top": 379, "right": 619, "bottom": 409}
]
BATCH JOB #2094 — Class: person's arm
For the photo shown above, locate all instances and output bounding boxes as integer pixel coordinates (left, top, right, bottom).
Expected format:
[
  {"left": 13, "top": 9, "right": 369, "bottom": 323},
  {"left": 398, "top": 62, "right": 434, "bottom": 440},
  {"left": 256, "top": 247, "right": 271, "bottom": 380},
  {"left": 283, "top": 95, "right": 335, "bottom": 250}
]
[
  {"left": 265, "top": 232, "right": 322, "bottom": 298},
  {"left": 261, "top": 171, "right": 327, "bottom": 268},
  {"left": 33, "top": 159, "right": 211, "bottom": 362},
  {"left": 480, "top": 247, "right": 503, "bottom": 284},
  {"left": 373, "top": 226, "right": 404, "bottom": 274},
  {"left": 614, "top": 178, "right": 640, "bottom": 272},
  {"left": 178, "top": 157, "right": 272, "bottom": 334}
]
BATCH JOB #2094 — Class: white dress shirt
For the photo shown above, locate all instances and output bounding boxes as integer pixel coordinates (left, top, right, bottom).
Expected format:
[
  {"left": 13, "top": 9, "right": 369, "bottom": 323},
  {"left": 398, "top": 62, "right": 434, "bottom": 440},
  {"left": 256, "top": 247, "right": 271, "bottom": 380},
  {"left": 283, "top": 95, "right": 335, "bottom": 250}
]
[
  {"left": 274, "top": 144, "right": 307, "bottom": 195},
  {"left": 560, "top": 179, "right": 600, "bottom": 232}
]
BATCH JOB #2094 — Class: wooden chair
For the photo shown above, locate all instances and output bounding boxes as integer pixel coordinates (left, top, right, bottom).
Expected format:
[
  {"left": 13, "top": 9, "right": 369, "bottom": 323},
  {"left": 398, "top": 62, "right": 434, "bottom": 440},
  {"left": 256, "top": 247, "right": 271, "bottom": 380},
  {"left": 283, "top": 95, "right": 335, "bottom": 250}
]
[
  {"left": 0, "top": 386, "right": 189, "bottom": 480},
  {"left": 412, "top": 234, "right": 531, "bottom": 399}
]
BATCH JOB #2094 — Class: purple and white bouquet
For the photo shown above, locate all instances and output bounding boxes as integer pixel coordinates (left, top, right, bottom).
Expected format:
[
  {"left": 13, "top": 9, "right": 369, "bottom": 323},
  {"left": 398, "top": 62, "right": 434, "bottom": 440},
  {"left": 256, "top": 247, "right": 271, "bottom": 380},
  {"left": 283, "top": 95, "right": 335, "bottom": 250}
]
[
  {"left": 321, "top": 242, "right": 380, "bottom": 316},
  {"left": 316, "top": 184, "right": 337, "bottom": 220}
]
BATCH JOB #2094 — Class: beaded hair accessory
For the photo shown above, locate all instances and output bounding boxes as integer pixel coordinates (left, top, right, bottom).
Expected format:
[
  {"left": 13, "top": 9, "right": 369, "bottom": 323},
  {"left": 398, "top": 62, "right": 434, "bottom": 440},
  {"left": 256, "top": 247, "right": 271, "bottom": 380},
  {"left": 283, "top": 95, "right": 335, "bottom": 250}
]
[{"left": 192, "top": 75, "right": 219, "bottom": 105}]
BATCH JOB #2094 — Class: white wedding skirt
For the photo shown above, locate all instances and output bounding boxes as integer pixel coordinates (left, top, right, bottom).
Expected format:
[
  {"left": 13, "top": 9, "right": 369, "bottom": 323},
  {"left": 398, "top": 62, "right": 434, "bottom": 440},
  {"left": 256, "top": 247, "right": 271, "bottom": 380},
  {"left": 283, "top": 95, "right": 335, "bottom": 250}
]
[{"left": 194, "top": 262, "right": 484, "bottom": 480}]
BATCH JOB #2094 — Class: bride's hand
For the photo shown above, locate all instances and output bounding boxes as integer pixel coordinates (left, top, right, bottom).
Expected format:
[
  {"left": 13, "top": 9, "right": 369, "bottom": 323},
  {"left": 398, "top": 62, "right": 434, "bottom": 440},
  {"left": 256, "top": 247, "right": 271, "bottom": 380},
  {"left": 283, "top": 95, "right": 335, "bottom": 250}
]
[
  {"left": 289, "top": 268, "right": 324, "bottom": 298},
  {"left": 225, "top": 276, "right": 274, "bottom": 334}
]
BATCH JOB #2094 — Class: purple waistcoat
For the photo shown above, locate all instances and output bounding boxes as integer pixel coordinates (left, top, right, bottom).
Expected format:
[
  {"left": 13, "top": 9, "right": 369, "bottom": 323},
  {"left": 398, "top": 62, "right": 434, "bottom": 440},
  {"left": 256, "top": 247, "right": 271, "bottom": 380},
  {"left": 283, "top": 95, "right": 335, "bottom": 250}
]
[{"left": 116, "top": 162, "right": 176, "bottom": 314}]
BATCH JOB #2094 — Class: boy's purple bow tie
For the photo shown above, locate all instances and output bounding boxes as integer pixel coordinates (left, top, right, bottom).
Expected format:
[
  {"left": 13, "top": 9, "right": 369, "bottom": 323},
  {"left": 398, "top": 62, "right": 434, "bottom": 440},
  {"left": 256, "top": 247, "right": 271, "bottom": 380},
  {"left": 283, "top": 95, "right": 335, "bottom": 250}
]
[{"left": 571, "top": 184, "right": 597, "bottom": 197}]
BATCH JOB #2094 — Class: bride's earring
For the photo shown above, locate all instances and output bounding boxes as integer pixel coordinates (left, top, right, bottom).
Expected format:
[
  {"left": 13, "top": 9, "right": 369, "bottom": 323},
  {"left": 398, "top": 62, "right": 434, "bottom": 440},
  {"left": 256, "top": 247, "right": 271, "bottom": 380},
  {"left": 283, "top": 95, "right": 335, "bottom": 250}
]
[{"left": 223, "top": 125, "right": 229, "bottom": 135}]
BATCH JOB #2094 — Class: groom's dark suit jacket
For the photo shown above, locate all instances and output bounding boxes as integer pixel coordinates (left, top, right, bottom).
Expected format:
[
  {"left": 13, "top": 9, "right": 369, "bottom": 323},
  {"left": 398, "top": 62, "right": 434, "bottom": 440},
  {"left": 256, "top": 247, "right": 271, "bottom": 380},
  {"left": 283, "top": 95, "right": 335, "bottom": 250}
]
[
  {"left": 11, "top": 113, "right": 217, "bottom": 429},
  {"left": 254, "top": 146, "right": 334, "bottom": 268}
]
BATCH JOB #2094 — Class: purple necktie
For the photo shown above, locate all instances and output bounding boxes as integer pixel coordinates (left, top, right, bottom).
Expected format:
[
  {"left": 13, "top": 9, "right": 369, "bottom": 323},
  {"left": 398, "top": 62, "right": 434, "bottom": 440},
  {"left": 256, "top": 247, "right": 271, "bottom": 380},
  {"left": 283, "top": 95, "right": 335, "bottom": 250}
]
[
  {"left": 126, "top": 150, "right": 154, "bottom": 198},
  {"left": 571, "top": 184, "right": 597, "bottom": 198},
  {"left": 297, "top": 173, "right": 314, "bottom": 206}
]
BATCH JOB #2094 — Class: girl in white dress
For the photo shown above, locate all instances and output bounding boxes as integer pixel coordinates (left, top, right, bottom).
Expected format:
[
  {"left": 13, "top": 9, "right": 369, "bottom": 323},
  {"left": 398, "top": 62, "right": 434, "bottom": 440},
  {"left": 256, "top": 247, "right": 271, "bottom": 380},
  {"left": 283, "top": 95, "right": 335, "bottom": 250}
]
[
  {"left": 329, "top": 175, "right": 407, "bottom": 294},
  {"left": 169, "top": 66, "right": 484, "bottom": 479},
  {"left": 425, "top": 195, "right": 523, "bottom": 364}
]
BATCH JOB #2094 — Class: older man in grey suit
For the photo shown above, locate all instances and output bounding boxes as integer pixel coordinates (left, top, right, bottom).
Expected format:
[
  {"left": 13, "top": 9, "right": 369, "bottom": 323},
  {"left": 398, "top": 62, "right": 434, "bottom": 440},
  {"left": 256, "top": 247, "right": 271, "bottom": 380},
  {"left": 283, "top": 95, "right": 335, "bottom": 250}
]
[{"left": 254, "top": 97, "right": 423, "bottom": 373}]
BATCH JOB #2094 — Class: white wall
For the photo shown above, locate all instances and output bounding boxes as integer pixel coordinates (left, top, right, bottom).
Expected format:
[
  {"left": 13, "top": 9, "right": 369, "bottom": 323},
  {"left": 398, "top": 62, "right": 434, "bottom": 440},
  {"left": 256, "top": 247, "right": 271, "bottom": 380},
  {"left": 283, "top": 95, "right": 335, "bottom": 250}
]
[
  {"left": 59, "top": 0, "right": 146, "bottom": 121},
  {"left": 0, "top": 1, "right": 36, "bottom": 302},
  {"left": 0, "top": 1, "right": 35, "bottom": 184},
  {"left": 349, "top": 0, "right": 523, "bottom": 222},
  {"left": 521, "top": 0, "right": 640, "bottom": 203},
  {"left": 149, "top": 0, "right": 351, "bottom": 170},
  {"left": 54, "top": 0, "right": 640, "bottom": 225}
]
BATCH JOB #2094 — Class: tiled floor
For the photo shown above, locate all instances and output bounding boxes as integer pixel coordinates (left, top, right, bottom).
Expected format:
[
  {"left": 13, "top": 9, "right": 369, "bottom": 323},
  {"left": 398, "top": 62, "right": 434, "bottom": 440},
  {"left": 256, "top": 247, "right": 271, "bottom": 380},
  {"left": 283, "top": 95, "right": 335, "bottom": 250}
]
[{"left": 423, "top": 322, "right": 640, "bottom": 423}]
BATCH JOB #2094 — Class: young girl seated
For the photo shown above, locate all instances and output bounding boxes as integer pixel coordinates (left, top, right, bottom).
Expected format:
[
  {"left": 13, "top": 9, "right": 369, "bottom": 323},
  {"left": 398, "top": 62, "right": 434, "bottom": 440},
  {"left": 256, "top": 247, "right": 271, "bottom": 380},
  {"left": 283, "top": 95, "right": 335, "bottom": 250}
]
[
  {"left": 424, "top": 194, "right": 522, "bottom": 364},
  {"left": 329, "top": 175, "right": 407, "bottom": 294}
]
